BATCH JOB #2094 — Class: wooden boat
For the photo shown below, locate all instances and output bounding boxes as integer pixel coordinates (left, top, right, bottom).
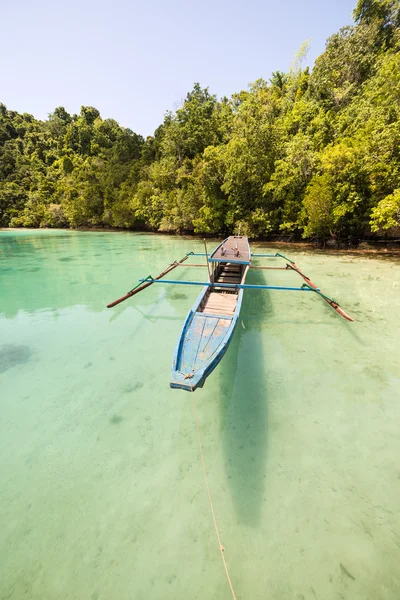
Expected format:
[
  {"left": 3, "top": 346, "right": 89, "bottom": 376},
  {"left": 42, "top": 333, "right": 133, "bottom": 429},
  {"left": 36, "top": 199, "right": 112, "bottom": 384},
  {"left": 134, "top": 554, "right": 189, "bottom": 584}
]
[
  {"left": 170, "top": 236, "right": 250, "bottom": 391},
  {"left": 107, "top": 236, "right": 353, "bottom": 391}
]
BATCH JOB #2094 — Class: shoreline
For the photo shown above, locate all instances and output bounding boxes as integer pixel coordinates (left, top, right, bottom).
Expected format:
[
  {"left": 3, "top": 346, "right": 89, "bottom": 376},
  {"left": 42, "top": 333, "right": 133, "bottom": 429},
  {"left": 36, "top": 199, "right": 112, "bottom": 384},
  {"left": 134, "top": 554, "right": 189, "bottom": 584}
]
[{"left": 1, "top": 227, "right": 399, "bottom": 258}]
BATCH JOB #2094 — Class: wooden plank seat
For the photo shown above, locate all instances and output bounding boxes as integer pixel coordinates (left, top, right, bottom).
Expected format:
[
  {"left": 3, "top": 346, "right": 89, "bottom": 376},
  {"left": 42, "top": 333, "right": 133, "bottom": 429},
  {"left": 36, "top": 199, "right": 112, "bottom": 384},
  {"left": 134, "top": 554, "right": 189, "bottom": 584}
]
[
  {"left": 216, "top": 276, "right": 242, "bottom": 283},
  {"left": 202, "top": 292, "right": 238, "bottom": 316},
  {"left": 213, "top": 285, "right": 240, "bottom": 291}
]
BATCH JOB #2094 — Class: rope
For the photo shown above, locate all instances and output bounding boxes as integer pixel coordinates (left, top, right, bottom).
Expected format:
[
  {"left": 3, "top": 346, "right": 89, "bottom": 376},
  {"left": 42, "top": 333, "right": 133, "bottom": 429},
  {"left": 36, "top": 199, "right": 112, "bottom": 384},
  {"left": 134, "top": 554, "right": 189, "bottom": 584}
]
[
  {"left": 191, "top": 392, "right": 237, "bottom": 600},
  {"left": 275, "top": 251, "right": 294, "bottom": 263},
  {"left": 286, "top": 263, "right": 339, "bottom": 304},
  {"left": 128, "top": 275, "right": 152, "bottom": 294},
  {"left": 301, "top": 282, "right": 338, "bottom": 304}
]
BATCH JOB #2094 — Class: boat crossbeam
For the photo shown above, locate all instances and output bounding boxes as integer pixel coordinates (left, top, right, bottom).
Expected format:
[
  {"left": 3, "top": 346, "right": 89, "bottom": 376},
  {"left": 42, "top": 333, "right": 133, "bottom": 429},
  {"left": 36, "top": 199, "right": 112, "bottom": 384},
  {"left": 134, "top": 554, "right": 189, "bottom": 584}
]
[
  {"left": 191, "top": 252, "right": 284, "bottom": 258},
  {"left": 107, "top": 234, "right": 354, "bottom": 394},
  {"left": 176, "top": 264, "right": 288, "bottom": 270},
  {"left": 138, "top": 277, "right": 320, "bottom": 292}
]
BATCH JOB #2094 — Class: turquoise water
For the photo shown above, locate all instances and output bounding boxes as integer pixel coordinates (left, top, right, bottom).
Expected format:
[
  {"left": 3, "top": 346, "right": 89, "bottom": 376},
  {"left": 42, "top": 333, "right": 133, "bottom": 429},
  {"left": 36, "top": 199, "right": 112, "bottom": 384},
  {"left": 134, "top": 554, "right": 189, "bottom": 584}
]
[{"left": 1, "top": 229, "right": 399, "bottom": 600}]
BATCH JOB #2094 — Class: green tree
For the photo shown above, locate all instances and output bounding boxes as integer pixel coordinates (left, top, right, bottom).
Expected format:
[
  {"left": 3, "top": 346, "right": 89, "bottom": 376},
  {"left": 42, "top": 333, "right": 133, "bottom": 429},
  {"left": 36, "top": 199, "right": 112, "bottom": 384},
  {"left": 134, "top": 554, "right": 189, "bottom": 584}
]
[
  {"left": 370, "top": 189, "right": 400, "bottom": 231},
  {"left": 303, "top": 174, "right": 335, "bottom": 239},
  {"left": 1, "top": 0, "right": 400, "bottom": 239}
]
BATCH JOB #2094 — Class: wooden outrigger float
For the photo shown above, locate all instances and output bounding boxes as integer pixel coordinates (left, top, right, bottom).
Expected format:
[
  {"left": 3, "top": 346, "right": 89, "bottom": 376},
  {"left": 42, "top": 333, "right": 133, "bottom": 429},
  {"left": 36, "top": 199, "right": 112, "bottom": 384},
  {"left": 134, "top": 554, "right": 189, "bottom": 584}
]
[{"left": 107, "top": 236, "right": 353, "bottom": 391}]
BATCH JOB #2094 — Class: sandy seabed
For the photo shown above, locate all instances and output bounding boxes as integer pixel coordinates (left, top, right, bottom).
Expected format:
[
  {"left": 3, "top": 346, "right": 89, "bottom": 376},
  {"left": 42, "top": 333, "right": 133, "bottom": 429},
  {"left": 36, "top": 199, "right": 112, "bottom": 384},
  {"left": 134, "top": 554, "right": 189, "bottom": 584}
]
[{"left": 1, "top": 230, "right": 399, "bottom": 599}]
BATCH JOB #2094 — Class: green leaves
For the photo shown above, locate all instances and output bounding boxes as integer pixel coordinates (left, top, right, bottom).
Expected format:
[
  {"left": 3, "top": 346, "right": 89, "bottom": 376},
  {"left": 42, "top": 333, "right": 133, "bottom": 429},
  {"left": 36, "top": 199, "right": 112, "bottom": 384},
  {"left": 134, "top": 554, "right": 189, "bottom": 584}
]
[
  {"left": 303, "top": 174, "right": 335, "bottom": 239},
  {"left": 2, "top": 0, "right": 400, "bottom": 240},
  {"left": 0, "top": 182, "right": 27, "bottom": 226},
  {"left": 370, "top": 189, "right": 400, "bottom": 231},
  {"left": 353, "top": 0, "right": 400, "bottom": 36}
]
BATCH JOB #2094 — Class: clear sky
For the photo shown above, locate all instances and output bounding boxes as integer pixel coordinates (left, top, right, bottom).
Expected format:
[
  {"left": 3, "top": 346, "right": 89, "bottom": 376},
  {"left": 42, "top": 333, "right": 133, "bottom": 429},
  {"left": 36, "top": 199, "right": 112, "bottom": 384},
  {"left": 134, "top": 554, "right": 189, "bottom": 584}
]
[{"left": 2, "top": 0, "right": 356, "bottom": 137}]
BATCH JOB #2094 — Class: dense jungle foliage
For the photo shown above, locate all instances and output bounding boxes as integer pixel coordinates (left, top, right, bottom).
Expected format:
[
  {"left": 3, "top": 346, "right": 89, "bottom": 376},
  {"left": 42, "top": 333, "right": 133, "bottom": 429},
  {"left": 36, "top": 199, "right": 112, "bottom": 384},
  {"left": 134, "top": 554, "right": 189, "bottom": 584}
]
[{"left": 1, "top": 0, "right": 400, "bottom": 241}]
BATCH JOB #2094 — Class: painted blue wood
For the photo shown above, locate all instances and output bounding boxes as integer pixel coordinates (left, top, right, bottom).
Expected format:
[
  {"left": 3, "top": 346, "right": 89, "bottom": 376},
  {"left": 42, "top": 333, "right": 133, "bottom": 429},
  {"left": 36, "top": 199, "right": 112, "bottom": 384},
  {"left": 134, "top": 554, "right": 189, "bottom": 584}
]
[
  {"left": 190, "top": 252, "right": 279, "bottom": 258},
  {"left": 208, "top": 258, "right": 250, "bottom": 265},
  {"left": 208, "top": 238, "right": 225, "bottom": 260},
  {"left": 170, "top": 285, "right": 245, "bottom": 392},
  {"left": 139, "top": 278, "right": 206, "bottom": 286},
  {"left": 191, "top": 249, "right": 274, "bottom": 258},
  {"left": 170, "top": 236, "right": 314, "bottom": 391},
  {"left": 199, "top": 312, "right": 233, "bottom": 320},
  {"left": 251, "top": 253, "right": 279, "bottom": 257},
  {"left": 140, "top": 279, "right": 320, "bottom": 292},
  {"left": 208, "top": 236, "right": 252, "bottom": 265}
]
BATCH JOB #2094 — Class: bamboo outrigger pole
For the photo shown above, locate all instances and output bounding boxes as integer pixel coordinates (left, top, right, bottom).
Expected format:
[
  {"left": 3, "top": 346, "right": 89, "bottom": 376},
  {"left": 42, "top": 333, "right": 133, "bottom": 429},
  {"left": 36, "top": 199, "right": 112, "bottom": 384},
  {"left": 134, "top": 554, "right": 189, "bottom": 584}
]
[
  {"left": 272, "top": 253, "right": 354, "bottom": 322},
  {"left": 107, "top": 246, "right": 353, "bottom": 321},
  {"left": 106, "top": 252, "right": 193, "bottom": 308},
  {"left": 287, "top": 262, "right": 354, "bottom": 321}
]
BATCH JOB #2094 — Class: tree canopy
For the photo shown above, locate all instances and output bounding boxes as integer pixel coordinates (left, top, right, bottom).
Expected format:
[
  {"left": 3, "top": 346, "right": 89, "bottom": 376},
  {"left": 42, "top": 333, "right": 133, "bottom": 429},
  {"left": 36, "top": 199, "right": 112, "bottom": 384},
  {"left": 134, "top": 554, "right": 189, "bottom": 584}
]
[{"left": 1, "top": 0, "right": 400, "bottom": 241}]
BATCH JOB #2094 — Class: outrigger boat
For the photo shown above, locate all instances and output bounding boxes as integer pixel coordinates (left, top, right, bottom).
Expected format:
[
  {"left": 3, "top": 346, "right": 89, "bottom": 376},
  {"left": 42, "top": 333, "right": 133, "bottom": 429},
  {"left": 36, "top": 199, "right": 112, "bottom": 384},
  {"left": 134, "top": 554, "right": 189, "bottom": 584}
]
[
  {"left": 107, "top": 236, "right": 353, "bottom": 391},
  {"left": 170, "top": 236, "right": 251, "bottom": 391}
]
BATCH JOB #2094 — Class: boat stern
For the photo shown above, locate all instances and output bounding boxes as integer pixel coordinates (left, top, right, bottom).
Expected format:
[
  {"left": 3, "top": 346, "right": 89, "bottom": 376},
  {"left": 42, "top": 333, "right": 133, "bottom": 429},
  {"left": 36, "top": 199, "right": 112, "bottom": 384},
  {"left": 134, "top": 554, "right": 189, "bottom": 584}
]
[{"left": 170, "top": 370, "right": 205, "bottom": 392}]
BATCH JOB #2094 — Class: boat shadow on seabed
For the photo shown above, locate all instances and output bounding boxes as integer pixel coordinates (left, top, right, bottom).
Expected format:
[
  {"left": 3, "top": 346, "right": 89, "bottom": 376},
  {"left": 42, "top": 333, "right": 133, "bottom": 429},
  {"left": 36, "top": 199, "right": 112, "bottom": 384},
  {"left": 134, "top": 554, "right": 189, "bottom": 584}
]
[{"left": 218, "top": 270, "right": 271, "bottom": 527}]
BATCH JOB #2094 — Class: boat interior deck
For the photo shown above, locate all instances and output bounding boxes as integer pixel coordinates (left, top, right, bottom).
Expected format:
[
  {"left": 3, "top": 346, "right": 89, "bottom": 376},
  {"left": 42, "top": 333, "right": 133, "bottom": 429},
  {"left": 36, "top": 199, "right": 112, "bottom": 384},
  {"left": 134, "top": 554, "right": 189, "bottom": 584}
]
[
  {"left": 200, "top": 262, "right": 244, "bottom": 316},
  {"left": 210, "top": 235, "right": 251, "bottom": 264},
  {"left": 201, "top": 292, "right": 238, "bottom": 316}
]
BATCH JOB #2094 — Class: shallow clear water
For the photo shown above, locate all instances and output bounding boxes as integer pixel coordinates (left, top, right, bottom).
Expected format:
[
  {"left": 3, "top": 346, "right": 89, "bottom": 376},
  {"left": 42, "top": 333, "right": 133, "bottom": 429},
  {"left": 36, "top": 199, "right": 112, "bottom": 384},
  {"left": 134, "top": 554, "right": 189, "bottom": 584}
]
[{"left": 1, "top": 230, "right": 399, "bottom": 600}]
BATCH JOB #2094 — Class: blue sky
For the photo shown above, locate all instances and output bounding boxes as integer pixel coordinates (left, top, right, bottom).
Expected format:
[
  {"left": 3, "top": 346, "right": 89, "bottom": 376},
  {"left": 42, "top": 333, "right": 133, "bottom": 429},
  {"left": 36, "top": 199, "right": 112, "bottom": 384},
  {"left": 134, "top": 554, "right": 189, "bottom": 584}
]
[{"left": 2, "top": 0, "right": 356, "bottom": 136}]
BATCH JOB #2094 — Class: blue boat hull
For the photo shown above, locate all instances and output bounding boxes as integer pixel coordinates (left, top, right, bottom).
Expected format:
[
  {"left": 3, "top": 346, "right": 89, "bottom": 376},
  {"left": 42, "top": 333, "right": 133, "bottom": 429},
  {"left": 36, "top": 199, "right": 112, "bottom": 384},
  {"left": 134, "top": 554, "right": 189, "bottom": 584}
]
[{"left": 170, "top": 285, "right": 245, "bottom": 392}]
